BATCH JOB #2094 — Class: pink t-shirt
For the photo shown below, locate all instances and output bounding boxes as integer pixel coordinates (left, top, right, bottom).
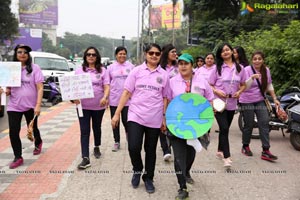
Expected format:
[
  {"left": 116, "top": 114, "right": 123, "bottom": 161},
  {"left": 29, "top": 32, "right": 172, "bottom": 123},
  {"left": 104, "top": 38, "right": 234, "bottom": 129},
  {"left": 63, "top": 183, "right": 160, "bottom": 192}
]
[
  {"left": 107, "top": 61, "right": 134, "bottom": 106},
  {"left": 195, "top": 64, "right": 216, "bottom": 81},
  {"left": 168, "top": 74, "right": 214, "bottom": 101},
  {"left": 239, "top": 66, "right": 272, "bottom": 103},
  {"left": 75, "top": 66, "right": 109, "bottom": 110},
  {"left": 8, "top": 64, "right": 44, "bottom": 112},
  {"left": 208, "top": 63, "right": 246, "bottom": 110},
  {"left": 165, "top": 65, "right": 178, "bottom": 79},
  {"left": 124, "top": 62, "right": 169, "bottom": 128}
]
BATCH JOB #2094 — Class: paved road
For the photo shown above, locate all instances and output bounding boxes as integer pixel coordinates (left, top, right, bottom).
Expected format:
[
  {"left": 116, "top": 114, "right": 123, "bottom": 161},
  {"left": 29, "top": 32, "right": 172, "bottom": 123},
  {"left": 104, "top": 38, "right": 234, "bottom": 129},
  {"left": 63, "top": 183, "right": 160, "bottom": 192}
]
[
  {"left": 0, "top": 102, "right": 299, "bottom": 200},
  {"left": 0, "top": 98, "right": 54, "bottom": 137}
]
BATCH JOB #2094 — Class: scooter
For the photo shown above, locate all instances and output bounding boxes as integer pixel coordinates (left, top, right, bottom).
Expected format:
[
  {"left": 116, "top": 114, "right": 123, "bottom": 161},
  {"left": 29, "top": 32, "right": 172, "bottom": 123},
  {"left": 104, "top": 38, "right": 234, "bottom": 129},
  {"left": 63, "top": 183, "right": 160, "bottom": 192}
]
[
  {"left": 43, "top": 75, "right": 62, "bottom": 106},
  {"left": 238, "top": 87, "right": 300, "bottom": 139},
  {"left": 287, "top": 95, "right": 300, "bottom": 151}
]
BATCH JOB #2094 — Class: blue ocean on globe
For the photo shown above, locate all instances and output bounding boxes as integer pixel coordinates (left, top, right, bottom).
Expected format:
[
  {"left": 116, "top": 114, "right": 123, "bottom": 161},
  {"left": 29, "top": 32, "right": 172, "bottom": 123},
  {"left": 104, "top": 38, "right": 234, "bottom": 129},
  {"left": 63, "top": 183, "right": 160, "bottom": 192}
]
[{"left": 166, "top": 93, "right": 214, "bottom": 139}]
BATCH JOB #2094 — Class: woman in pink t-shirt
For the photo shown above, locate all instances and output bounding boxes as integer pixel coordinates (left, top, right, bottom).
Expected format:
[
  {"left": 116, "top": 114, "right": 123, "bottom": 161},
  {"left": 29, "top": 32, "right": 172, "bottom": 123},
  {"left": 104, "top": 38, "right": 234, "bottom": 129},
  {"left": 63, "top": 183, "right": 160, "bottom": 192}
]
[
  {"left": 107, "top": 46, "right": 134, "bottom": 152},
  {"left": 195, "top": 53, "right": 216, "bottom": 81},
  {"left": 239, "top": 51, "right": 279, "bottom": 161},
  {"left": 167, "top": 53, "right": 214, "bottom": 199},
  {"left": 73, "top": 47, "right": 109, "bottom": 170},
  {"left": 111, "top": 43, "right": 169, "bottom": 194},
  {"left": 158, "top": 44, "right": 178, "bottom": 162},
  {"left": 4, "top": 44, "right": 44, "bottom": 169},
  {"left": 209, "top": 43, "right": 246, "bottom": 168}
]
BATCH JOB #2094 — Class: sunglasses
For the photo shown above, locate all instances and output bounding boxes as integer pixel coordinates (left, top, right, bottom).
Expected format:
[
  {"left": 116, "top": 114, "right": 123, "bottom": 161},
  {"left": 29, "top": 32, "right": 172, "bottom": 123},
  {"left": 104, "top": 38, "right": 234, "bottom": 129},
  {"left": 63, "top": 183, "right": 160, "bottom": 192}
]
[
  {"left": 17, "top": 50, "right": 28, "bottom": 54},
  {"left": 148, "top": 51, "right": 161, "bottom": 56},
  {"left": 86, "top": 53, "right": 97, "bottom": 57}
]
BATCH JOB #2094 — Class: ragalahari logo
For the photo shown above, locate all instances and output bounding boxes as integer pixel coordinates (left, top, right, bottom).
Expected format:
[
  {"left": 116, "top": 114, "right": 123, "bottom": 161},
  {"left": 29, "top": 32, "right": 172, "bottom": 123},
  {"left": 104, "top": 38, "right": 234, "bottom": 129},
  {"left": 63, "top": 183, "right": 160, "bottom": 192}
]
[{"left": 240, "top": 1, "right": 254, "bottom": 15}]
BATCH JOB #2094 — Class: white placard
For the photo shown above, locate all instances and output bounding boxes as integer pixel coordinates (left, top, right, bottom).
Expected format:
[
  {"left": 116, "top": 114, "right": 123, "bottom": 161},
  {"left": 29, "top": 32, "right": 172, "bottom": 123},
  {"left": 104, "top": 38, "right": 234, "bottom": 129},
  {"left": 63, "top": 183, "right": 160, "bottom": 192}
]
[
  {"left": 77, "top": 102, "right": 83, "bottom": 117},
  {"left": 0, "top": 62, "right": 21, "bottom": 87},
  {"left": 1, "top": 87, "right": 6, "bottom": 105},
  {"left": 58, "top": 74, "right": 94, "bottom": 101}
]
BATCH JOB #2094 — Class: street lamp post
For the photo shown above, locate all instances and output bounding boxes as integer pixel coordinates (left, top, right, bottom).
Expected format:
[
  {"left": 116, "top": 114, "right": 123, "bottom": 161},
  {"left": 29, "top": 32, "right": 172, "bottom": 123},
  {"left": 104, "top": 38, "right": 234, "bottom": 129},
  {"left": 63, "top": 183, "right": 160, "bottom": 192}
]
[{"left": 122, "top": 36, "right": 125, "bottom": 47}]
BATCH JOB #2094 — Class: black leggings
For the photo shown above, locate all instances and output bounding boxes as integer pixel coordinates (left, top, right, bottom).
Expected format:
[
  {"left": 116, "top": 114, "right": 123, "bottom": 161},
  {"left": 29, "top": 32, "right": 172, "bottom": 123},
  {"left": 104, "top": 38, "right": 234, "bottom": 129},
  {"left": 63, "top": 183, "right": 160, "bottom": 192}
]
[
  {"left": 7, "top": 109, "right": 42, "bottom": 158},
  {"left": 215, "top": 110, "right": 235, "bottom": 158},
  {"left": 110, "top": 106, "right": 128, "bottom": 143}
]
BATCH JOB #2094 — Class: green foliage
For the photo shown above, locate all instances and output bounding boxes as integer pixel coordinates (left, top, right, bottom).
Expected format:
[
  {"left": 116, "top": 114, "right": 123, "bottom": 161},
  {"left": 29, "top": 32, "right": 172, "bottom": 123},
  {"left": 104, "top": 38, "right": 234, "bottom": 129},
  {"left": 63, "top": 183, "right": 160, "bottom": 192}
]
[
  {"left": 231, "top": 20, "right": 300, "bottom": 94},
  {"left": 0, "top": 0, "right": 19, "bottom": 43}
]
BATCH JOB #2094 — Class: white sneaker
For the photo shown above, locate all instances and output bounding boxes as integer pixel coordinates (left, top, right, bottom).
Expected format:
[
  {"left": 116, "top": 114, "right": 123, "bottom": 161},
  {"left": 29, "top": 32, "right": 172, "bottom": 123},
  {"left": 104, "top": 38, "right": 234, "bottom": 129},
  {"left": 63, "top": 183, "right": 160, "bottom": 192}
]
[
  {"left": 163, "top": 153, "right": 172, "bottom": 162},
  {"left": 223, "top": 158, "right": 232, "bottom": 168},
  {"left": 216, "top": 152, "right": 224, "bottom": 160}
]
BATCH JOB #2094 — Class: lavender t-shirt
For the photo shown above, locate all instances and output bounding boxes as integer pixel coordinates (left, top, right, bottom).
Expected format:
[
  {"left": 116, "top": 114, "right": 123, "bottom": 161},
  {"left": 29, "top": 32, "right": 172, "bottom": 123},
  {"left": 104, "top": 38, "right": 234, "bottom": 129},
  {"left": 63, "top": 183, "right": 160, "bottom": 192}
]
[
  {"left": 7, "top": 64, "right": 44, "bottom": 112},
  {"left": 107, "top": 61, "right": 134, "bottom": 106},
  {"left": 239, "top": 66, "right": 272, "bottom": 103},
  {"left": 124, "top": 62, "right": 169, "bottom": 128},
  {"left": 165, "top": 65, "right": 178, "bottom": 79},
  {"left": 195, "top": 64, "right": 216, "bottom": 81},
  {"left": 168, "top": 74, "right": 214, "bottom": 101},
  {"left": 75, "top": 66, "right": 109, "bottom": 110},
  {"left": 208, "top": 63, "right": 246, "bottom": 110}
]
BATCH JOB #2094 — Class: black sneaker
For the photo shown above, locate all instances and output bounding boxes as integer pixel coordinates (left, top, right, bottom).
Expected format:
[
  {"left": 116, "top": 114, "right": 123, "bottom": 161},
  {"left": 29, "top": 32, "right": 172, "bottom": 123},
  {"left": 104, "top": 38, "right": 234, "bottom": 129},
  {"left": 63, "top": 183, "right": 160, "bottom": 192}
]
[
  {"left": 176, "top": 188, "right": 189, "bottom": 200},
  {"left": 77, "top": 157, "right": 91, "bottom": 169},
  {"left": 94, "top": 147, "right": 101, "bottom": 159},
  {"left": 261, "top": 150, "right": 278, "bottom": 161},
  {"left": 241, "top": 146, "right": 253, "bottom": 156},
  {"left": 131, "top": 173, "right": 141, "bottom": 188},
  {"left": 144, "top": 179, "right": 155, "bottom": 193}
]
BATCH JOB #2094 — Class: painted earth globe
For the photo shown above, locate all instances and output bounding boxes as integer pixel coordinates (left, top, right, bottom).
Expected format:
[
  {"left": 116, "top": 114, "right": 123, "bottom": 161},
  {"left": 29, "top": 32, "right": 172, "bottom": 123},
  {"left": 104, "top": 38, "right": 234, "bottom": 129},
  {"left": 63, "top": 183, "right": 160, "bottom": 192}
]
[{"left": 166, "top": 93, "right": 214, "bottom": 139}]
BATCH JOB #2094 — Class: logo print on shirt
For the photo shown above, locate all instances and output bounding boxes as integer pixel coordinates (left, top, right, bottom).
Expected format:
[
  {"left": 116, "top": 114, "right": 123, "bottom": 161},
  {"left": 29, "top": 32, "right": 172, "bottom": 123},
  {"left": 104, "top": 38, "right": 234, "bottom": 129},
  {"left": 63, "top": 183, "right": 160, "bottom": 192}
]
[
  {"left": 96, "top": 74, "right": 101, "bottom": 79},
  {"left": 156, "top": 77, "right": 163, "bottom": 84},
  {"left": 194, "top": 86, "right": 200, "bottom": 92}
]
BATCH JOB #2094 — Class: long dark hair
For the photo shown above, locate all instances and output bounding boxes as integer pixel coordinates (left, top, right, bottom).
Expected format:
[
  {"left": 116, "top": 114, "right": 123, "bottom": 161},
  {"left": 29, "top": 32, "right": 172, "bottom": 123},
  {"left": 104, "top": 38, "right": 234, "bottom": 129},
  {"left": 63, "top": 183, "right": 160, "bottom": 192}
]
[
  {"left": 252, "top": 51, "right": 268, "bottom": 92},
  {"left": 160, "top": 44, "right": 176, "bottom": 70},
  {"left": 82, "top": 46, "right": 102, "bottom": 73},
  {"left": 13, "top": 48, "right": 32, "bottom": 74},
  {"left": 215, "top": 43, "right": 241, "bottom": 76},
  {"left": 234, "top": 46, "right": 249, "bottom": 67}
]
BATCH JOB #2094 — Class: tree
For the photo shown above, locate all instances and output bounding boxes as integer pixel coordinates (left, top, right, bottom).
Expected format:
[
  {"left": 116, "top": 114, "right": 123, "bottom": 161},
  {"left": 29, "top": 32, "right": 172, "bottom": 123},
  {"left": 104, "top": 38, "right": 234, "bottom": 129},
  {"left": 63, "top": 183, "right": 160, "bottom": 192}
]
[
  {"left": 231, "top": 20, "right": 300, "bottom": 94},
  {"left": 0, "top": 0, "right": 19, "bottom": 43}
]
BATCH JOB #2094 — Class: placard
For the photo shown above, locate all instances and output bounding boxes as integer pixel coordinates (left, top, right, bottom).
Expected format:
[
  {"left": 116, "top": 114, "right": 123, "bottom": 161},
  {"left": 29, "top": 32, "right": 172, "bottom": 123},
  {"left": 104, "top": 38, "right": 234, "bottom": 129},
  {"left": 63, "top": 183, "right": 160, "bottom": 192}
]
[
  {"left": 58, "top": 74, "right": 94, "bottom": 101},
  {"left": 0, "top": 62, "right": 21, "bottom": 87}
]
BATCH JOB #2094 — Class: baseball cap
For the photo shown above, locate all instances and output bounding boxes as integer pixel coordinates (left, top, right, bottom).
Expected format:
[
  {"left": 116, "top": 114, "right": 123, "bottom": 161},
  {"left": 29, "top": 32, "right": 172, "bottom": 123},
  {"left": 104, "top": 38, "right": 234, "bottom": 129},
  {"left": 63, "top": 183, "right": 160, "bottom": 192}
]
[
  {"left": 178, "top": 53, "right": 194, "bottom": 64},
  {"left": 14, "top": 44, "right": 32, "bottom": 53}
]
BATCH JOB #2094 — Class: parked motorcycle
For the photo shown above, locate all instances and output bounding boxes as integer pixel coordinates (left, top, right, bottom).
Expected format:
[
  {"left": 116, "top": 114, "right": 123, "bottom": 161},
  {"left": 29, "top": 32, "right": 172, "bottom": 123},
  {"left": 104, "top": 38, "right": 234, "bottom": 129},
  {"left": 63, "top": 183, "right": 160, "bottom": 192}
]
[
  {"left": 43, "top": 75, "right": 62, "bottom": 106},
  {"left": 287, "top": 95, "right": 300, "bottom": 151},
  {"left": 238, "top": 87, "right": 300, "bottom": 139}
]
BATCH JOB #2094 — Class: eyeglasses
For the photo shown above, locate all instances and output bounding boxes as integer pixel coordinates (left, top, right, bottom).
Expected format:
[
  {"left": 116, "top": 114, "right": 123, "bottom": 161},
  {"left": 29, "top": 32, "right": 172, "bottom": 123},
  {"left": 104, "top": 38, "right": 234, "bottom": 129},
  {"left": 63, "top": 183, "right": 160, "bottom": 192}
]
[
  {"left": 185, "top": 81, "right": 191, "bottom": 93},
  {"left": 86, "top": 53, "right": 97, "bottom": 57},
  {"left": 17, "top": 50, "right": 28, "bottom": 55},
  {"left": 148, "top": 51, "right": 161, "bottom": 56}
]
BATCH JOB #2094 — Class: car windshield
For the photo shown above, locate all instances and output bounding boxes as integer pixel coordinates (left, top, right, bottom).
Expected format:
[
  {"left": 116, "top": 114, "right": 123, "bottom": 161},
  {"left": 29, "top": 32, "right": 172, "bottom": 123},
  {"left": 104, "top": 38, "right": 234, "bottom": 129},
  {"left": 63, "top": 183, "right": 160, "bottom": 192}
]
[{"left": 34, "top": 57, "right": 70, "bottom": 71}]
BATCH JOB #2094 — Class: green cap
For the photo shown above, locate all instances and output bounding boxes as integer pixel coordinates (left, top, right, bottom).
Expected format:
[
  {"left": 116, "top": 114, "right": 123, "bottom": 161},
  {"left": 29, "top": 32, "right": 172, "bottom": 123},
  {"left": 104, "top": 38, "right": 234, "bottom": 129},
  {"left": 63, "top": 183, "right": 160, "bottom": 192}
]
[{"left": 178, "top": 53, "right": 194, "bottom": 64}]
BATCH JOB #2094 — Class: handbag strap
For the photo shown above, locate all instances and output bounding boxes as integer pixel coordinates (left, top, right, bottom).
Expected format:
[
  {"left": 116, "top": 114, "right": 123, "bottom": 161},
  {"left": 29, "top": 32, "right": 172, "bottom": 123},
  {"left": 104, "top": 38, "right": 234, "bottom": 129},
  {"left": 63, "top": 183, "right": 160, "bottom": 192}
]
[{"left": 250, "top": 65, "right": 266, "bottom": 99}]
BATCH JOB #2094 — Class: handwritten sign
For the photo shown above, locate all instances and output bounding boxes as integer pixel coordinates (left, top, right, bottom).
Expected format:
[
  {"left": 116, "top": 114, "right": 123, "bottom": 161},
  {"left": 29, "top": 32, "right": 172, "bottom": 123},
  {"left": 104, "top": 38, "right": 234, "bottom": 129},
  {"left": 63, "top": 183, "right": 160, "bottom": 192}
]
[
  {"left": 0, "top": 62, "right": 21, "bottom": 87},
  {"left": 58, "top": 74, "right": 94, "bottom": 101}
]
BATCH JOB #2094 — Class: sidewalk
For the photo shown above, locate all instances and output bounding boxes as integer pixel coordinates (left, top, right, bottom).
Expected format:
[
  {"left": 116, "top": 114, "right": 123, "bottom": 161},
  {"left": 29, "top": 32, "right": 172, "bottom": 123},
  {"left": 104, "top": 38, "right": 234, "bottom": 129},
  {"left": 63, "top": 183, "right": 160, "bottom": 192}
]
[{"left": 0, "top": 102, "right": 299, "bottom": 200}]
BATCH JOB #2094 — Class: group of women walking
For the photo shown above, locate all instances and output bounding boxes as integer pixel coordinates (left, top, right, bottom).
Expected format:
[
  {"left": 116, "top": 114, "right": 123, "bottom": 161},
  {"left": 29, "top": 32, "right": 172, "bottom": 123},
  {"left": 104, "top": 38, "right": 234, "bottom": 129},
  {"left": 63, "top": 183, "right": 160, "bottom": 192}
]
[{"left": 1, "top": 42, "right": 280, "bottom": 200}]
